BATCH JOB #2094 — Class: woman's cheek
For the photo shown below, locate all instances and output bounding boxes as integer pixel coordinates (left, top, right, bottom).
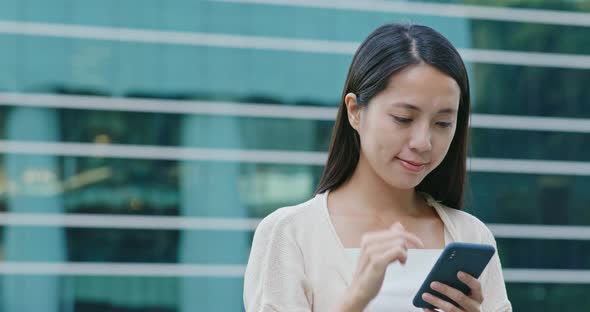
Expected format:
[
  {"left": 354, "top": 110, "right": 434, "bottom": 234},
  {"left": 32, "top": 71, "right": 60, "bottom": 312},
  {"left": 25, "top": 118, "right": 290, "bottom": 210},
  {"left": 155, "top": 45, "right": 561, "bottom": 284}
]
[{"left": 432, "top": 138, "right": 452, "bottom": 166}]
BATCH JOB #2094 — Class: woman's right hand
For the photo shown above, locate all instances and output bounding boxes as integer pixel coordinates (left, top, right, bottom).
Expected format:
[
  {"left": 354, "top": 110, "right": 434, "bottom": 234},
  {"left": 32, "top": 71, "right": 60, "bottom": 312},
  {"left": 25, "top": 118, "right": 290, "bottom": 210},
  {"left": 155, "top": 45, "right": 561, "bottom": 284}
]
[{"left": 340, "top": 222, "right": 425, "bottom": 311}]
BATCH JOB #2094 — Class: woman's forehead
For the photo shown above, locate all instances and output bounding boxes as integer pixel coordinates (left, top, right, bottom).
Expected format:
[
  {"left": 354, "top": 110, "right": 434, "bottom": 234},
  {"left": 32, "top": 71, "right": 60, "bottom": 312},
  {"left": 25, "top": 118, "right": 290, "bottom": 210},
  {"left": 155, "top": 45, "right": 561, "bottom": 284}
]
[
  {"left": 374, "top": 66, "right": 461, "bottom": 113},
  {"left": 386, "top": 64, "right": 461, "bottom": 96}
]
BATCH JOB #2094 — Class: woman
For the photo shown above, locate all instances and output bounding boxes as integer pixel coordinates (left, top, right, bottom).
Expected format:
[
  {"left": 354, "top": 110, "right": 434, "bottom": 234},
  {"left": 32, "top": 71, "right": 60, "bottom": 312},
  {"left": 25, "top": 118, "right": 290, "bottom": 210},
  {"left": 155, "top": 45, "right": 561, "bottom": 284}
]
[{"left": 243, "top": 23, "right": 512, "bottom": 312}]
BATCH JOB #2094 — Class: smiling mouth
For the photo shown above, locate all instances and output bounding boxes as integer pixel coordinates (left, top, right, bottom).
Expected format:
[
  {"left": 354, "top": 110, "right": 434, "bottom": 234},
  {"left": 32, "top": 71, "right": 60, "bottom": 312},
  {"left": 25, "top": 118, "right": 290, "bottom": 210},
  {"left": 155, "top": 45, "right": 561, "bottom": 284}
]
[{"left": 396, "top": 157, "right": 428, "bottom": 172}]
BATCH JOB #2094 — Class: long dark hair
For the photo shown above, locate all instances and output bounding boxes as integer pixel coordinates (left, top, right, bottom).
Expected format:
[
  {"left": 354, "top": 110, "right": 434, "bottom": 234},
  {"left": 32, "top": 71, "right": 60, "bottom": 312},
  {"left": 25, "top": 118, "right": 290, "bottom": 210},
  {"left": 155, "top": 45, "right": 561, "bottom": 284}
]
[{"left": 316, "top": 23, "right": 471, "bottom": 209}]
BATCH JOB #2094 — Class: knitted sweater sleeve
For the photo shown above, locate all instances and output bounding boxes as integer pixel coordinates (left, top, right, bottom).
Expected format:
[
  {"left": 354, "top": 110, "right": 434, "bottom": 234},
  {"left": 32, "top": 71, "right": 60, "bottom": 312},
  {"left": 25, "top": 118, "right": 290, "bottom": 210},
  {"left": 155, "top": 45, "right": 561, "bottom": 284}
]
[{"left": 243, "top": 210, "right": 312, "bottom": 311}]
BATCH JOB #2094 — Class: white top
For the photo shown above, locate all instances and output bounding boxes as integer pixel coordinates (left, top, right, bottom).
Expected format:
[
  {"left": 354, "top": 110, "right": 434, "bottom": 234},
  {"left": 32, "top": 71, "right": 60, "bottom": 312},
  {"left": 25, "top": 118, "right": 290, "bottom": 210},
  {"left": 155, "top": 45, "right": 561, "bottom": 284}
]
[
  {"left": 243, "top": 191, "right": 513, "bottom": 311},
  {"left": 345, "top": 248, "right": 442, "bottom": 311}
]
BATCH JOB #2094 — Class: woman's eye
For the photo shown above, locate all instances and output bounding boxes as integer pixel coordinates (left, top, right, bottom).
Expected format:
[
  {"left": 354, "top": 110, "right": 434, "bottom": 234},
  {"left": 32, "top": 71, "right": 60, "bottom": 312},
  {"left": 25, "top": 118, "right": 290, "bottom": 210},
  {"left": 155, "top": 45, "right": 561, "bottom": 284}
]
[
  {"left": 437, "top": 122, "right": 453, "bottom": 128},
  {"left": 393, "top": 116, "right": 412, "bottom": 123}
]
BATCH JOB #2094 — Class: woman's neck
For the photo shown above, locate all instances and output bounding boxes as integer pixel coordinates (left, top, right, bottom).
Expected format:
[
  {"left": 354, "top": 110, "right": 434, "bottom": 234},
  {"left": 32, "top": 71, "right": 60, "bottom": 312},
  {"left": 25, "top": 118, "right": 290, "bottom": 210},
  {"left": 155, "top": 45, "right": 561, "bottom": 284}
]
[{"left": 333, "top": 155, "right": 423, "bottom": 218}]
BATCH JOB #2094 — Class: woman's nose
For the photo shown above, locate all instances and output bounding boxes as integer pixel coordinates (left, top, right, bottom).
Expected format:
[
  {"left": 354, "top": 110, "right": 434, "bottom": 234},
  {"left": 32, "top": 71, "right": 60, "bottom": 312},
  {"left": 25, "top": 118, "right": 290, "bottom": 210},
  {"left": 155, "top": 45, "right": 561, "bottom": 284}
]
[{"left": 409, "top": 126, "right": 432, "bottom": 152}]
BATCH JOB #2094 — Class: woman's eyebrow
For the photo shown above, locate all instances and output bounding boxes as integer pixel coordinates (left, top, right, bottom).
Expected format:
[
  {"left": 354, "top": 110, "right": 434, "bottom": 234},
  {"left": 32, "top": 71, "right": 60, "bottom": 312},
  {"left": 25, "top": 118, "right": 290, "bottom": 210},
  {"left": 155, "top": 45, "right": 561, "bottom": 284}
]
[{"left": 392, "top": 102, "right": 457, "bottom": 114}]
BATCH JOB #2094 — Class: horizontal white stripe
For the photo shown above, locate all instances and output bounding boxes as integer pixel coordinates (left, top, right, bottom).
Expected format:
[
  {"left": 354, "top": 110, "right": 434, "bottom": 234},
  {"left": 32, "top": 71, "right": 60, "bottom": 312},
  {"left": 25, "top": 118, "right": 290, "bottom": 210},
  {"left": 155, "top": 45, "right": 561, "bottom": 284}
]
[
  {"left": 0, "top": 92, "right": 338, "bottom": 120},
  {"left": 0, "top": 262, "right": 588, "bottom": 283},
  {"left": 214, "top": 0, "right": 590, "bottom": 27},
  {"left": 488, "top": 224, "right": 590, "bottom": 241},
  {"left": 0, "top": 262, "right": 245, "bottom": 277},
  {"left": 470, "top": 114, "right": 590, "bottom": 133},
  {"left": 0, "top": 212, "right": 261, "bottom": 231},
  {"left": 460, "top": 48, "right": 590, "bottom": 69},
  {"left": 2, "top": 93, "right": 590, "bottom": 133},
  {"left": 0, "top": 20, "right": 589, "bottom": 69},
  {"left": 1, "top": 140, "right": 590, "bottom": 176},
  {"left": 2, "top": 212, "right": 590, "bottom": 241},
  {"left": 0, "top": 20, "right": 358, "bottom": 54},
  {"left": 0, "top": 140, "right": 327, "bottom": 165},
  {"left": 469, "top": 158, "right": 590, "bottom": 176},
  {"left": 504, "top": 269, "right": 590, "bottom": 284}
]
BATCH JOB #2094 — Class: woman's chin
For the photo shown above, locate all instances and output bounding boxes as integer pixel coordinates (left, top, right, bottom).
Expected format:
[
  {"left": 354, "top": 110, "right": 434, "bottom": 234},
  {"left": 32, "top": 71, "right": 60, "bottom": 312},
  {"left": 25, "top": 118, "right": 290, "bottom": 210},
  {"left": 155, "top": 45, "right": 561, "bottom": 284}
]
[{"left": 383, "top": 176, "right": 425, "bottom": 190}]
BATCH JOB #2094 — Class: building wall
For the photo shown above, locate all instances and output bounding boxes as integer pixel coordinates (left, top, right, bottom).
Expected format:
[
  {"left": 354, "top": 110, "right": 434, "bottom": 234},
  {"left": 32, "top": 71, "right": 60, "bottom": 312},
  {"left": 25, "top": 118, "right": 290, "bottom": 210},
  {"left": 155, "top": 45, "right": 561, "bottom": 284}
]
[{"left": 1, "top": 0, "right": 589, "bottom": 311}]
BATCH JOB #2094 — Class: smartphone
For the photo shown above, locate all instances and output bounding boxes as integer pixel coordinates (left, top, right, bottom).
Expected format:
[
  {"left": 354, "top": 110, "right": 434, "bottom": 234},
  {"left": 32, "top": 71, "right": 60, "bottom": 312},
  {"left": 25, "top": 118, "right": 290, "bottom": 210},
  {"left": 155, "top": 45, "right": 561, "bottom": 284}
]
[{"left": 412, "top": 242, "right": 495, "bottom": 309}]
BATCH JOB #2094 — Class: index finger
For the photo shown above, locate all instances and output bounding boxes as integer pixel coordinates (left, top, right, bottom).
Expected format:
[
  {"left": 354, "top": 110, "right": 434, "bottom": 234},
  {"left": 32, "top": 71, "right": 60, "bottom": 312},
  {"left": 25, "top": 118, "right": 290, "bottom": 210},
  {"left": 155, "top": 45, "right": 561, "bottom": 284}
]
[
  {"left": 458, "top": 271, "right": 483, "bottom": 301},
  {"left": 389, "top": 222, "right": 424, "bottom": 248},
  {"left": 401, "top": 231, "right": 425, "bottom": 249}
]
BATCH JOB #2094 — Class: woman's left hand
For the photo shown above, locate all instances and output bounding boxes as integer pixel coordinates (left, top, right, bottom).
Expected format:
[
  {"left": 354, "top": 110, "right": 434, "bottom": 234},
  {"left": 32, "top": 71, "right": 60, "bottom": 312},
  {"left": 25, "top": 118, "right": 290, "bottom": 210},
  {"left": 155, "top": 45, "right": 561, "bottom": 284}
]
[{"left": 421, "top": 271, "right": 483, "bottom": 312}]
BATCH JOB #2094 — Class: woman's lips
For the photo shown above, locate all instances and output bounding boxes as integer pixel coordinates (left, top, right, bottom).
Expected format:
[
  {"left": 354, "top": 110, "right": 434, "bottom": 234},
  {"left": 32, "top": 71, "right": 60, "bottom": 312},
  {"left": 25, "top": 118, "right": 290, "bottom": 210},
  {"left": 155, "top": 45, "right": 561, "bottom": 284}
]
[{"left": 397, "top": 157, "right": 427, "bottom": 172}]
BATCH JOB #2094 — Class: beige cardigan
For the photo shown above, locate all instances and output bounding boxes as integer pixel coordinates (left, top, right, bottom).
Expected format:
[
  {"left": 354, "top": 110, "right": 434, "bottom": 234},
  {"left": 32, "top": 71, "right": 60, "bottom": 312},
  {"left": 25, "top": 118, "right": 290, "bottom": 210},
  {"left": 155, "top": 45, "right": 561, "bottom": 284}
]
[{"left": 244, "top": 192, "right": 512, "bottom": 311}]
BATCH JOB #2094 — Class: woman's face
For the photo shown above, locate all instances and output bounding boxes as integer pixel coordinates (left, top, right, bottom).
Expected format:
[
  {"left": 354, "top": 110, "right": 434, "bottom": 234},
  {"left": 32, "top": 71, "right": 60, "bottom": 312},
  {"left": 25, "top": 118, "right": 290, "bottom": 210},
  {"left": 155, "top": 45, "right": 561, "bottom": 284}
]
[{"left": 346, "top": 63, "right": 461, "bottom": 189}]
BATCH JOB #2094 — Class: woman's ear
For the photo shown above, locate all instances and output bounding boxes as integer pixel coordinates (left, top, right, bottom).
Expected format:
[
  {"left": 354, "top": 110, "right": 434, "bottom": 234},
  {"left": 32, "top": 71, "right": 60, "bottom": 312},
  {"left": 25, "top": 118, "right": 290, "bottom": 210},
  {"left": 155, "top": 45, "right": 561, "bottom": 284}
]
[{"left": 345, "top": 93, "right": 361, "bottom": 131}]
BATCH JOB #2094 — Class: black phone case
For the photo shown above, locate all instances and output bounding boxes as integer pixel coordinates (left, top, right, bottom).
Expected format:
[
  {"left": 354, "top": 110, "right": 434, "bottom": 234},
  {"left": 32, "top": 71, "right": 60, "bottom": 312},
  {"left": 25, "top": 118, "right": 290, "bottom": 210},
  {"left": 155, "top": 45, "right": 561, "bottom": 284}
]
[{"left": 412, "top": 242, "right": 496, "bottom": 309}]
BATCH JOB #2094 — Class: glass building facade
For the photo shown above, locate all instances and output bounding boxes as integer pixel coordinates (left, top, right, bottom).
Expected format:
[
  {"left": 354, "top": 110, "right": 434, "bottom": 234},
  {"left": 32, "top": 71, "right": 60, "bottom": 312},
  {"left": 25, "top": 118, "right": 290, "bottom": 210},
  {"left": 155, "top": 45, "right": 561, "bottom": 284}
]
[{"left": 0, "top": 0, "right": 589, "bottom": 311}]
